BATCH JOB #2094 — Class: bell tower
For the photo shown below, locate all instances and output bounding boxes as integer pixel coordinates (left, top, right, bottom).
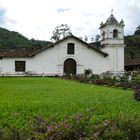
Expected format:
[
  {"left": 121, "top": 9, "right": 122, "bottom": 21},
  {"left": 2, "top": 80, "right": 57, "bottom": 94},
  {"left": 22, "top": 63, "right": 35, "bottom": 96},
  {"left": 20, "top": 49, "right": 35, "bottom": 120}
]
[{"left": 99, "top": 12, "right": 125, "bottom": 73}]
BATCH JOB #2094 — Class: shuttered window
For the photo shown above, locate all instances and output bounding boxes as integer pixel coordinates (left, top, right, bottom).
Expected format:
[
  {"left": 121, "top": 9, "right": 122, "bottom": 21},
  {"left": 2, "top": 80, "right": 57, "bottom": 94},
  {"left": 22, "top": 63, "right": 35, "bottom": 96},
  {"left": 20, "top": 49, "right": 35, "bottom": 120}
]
[
  {"left": 15, "top": 61, "right": 25, "bottom": 72},
  {"left": 67, "top": 43, "right": 75, "bottom": 54}
]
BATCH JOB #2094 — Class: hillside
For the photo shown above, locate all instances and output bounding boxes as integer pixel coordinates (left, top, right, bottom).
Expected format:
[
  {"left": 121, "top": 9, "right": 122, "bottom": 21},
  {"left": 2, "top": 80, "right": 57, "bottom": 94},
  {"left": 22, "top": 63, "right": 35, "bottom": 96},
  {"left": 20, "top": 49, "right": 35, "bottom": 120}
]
[
  {"left": 125, "top": 25, "right": 140, "bottom": 59},
  {"left": 0, "top": 27, "right": 51, "bottom": 50},
  {"left": 125, "top": 35, "right": 140, "bottom": 59}
]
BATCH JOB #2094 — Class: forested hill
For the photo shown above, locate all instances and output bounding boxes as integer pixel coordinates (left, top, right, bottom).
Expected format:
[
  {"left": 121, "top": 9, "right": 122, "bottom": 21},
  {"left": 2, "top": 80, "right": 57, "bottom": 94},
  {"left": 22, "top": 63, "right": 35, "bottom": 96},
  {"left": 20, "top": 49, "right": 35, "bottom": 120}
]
[
  {"left": 125, "top": 25, "right": 140, "bottom": 59},
  {"left": 0, "top": 27, "right": 51, "bottom": 50}
]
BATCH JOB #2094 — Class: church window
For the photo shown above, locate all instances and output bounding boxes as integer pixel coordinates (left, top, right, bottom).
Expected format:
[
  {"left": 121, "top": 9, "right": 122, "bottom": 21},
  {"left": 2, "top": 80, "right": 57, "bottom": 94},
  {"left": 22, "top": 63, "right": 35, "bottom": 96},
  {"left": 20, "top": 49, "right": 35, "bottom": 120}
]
[
  {"left": 67, "top": 43, "right": 75, "bottom": 54},
  {"left": 113, "top": 29, "right": 118, "bottom": 38},
  {"left": 15, "top": 61, "right": 25, "bottom": 72}
]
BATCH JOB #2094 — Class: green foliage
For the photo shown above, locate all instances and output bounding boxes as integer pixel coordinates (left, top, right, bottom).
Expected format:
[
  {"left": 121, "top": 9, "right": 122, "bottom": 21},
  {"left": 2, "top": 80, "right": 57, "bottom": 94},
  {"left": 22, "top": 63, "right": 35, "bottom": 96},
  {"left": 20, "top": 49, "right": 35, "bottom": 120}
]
[
  {"left": 0, "top": 27, "right": 51, "bottom": 50},
  {"left": 134, "top": 25, "right": 140, "bottom": 35},
  {"left": 0, "top": 27, "right": 32, "bottom": 49},
  {"left": 125, "top": 26, "right": 140, "bottom": 59},
  {"left": 84, "top": 69, "right": 92, "bottom": 76},
  {"left": 51, "top": 24, "right": 72, "bottom": 42},
  {"left": 31, "top": 111, "right": 140, "bottom": 139},
  {"left": 64, "top": 71, "right": 140, "bottom": 89},
  {"left": 0, "top": 126, "right": 30, "bottom": 140},
  {"left": 32, "top": 110, "right": 93, "bottom": 140}
]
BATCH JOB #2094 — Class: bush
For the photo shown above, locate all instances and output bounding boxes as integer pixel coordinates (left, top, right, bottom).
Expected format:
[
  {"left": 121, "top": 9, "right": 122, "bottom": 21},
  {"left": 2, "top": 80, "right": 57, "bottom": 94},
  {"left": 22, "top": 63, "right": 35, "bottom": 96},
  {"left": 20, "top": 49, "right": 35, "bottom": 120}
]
[
  {"left": 31, "top": 110, "right": 93, "bottom": 140},
  {"left": 62, "top": 71, "right": 140, "bottom": 90},
  {"left": 91, "top": 115, "right": 140, "bottom": 140},
  {"left": 134, "top": 88, "right": 140, "bottom": 101},
  {"left": 94, "top": 79, "right": 107, "bottom": 85},
  {"left": 84, "top": 69, "right": 92, "bottom": 77},
  {"left": 0, "top": 110, "right": 140, "bottom": 139},
  {"left": 0, "top": 126, "right": 30, "bottom": 140},
  {"left": 31, "top": 110, "right": 140, "bottom": 140}
]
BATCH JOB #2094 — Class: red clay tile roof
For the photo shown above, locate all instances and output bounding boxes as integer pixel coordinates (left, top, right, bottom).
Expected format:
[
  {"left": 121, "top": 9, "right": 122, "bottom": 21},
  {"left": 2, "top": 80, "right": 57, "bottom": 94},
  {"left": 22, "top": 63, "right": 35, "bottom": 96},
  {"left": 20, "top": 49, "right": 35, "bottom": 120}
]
[
  {"left": 0, "top": 49, "right": 32, "bottom": 57},
  {"left": 0, "top": 35, "right": 108, "bottom": 58},
  {"left": 125, "top": 59, "right": 140, "bottom": 66},
  {"left": 0, "top": 45, "right": 53, "bottom": 58}
]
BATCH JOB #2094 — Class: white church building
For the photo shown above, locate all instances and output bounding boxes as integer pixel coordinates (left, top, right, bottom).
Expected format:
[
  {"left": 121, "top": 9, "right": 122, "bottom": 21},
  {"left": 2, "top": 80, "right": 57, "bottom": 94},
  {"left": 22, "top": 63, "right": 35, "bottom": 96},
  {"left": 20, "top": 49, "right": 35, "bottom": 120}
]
[{"left": 0, "top": 14, "right": 125, "bottom": 76}]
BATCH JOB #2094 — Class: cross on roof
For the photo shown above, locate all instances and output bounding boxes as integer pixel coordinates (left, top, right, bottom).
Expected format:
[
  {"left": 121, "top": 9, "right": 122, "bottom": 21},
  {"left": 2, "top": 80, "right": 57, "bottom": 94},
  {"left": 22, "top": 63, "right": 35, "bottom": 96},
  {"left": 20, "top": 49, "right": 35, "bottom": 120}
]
[{"left": 111, "top": 9, "right": 113, "bottom": 15}]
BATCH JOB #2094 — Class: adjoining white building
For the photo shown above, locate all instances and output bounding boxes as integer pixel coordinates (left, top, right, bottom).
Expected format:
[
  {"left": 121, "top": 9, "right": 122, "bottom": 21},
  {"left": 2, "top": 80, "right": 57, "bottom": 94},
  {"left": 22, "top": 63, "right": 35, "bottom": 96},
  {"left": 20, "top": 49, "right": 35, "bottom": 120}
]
[{"left": 0, "top": 13, "right": 125, "bottom": 76}]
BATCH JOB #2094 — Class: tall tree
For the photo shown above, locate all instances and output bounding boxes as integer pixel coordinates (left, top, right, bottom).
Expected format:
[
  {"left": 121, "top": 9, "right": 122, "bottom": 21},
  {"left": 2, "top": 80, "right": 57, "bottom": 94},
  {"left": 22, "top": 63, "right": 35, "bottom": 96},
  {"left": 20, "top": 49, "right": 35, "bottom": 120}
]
[
  {"left": 51, "top": 24, "right": 72, "bottom": 42},
  {"left": 84, "top": 35, "right": 88, "bottom": 42},
  {"left": 134, "top": 25, "right": 140, "bottom": 35},
  {"left": 95, "top": 35, "right": 100, "bottom": 42}
]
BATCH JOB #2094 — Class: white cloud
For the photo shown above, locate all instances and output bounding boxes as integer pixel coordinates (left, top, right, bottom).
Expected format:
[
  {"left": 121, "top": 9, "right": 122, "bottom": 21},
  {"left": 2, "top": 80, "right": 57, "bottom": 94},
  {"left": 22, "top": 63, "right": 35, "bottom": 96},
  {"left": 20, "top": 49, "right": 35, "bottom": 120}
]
[{"left": 0, "top": 0, "right": 140, "bottom": 41}]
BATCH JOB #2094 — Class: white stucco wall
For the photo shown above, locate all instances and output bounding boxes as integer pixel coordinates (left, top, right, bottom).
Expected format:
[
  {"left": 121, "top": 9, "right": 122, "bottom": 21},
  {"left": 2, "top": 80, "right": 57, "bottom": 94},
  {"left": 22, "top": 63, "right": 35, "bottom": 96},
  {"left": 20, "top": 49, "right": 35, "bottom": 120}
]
[
  {"left": 101, "top": 44, "right": 124, "bottom": 73},
  {"left": 1, "top": 57, "right": 29, "bottom": 75},
  {"left": 27, "top": 38, "right": 111, "bottom": 75},
  {"left": 0, "top": 59, "right": 2, "bottom": 73},
  {"left": 0, "top": 37, "right": 124, "bottom": 75}
]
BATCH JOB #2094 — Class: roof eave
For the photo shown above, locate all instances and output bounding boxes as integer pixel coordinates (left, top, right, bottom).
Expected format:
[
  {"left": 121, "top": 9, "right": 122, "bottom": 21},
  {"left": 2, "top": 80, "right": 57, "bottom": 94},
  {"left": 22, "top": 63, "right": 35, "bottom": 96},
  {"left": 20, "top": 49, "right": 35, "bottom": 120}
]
[{"left": 28, "top": 44, "right": 54, "bottom": 57}]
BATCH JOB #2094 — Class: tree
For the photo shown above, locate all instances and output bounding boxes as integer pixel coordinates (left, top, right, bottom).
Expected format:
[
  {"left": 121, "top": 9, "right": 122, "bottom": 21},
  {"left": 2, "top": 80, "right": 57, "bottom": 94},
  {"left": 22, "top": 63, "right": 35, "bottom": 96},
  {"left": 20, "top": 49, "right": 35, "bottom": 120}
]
[
  {"left": 84, "top": 35, "right": 88, "bottom": 42},
  {"left": 125, "top": 33, "right": 140, "bottom": 59},
  {"left": 95, "top": 35, "right": 100, "bottom": 42},
  {"left": 90, "top": 37, "right": 94, "bottom": 42},
  {"left": 134, "top": 25, "right": 140, "bottom": 35},
  {"left": 51, "top": 24, "right": 72, "bottom": 42}
]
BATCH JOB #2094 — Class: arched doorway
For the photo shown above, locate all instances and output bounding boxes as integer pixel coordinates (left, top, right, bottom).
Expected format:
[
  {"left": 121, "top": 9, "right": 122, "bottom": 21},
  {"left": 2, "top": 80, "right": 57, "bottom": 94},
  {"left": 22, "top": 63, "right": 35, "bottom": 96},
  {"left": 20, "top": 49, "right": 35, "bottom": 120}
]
[{"left": 64, "top": 58, "right": 76, "bottom": 75}]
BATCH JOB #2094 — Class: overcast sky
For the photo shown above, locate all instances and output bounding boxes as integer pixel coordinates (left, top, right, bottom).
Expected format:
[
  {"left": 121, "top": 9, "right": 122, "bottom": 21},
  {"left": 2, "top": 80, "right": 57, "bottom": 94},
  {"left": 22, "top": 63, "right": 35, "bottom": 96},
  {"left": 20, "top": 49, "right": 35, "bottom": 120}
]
[{"left": 0, "top": 0, "right": 140, "bottom": 41}]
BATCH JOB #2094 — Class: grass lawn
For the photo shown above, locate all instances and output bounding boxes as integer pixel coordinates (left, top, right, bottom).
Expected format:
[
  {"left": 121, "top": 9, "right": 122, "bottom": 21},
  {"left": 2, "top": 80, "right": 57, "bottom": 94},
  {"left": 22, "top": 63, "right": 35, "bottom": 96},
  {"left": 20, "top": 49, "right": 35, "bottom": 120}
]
[{"left": 0, "top": 77, "right": 140, "bottom": 130}]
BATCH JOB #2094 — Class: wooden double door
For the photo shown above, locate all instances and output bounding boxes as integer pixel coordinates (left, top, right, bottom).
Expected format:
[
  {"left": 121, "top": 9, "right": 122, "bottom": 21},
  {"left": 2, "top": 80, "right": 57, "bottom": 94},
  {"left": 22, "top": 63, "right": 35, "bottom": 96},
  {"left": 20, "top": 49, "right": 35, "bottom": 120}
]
[{"left": 64, "top": 58, "right": 76, "bottom": 75}]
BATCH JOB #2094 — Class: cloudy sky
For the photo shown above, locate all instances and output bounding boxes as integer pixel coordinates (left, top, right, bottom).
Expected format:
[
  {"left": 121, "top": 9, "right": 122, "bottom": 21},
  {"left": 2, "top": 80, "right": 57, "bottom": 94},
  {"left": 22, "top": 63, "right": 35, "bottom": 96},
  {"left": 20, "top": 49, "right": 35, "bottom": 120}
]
[{"left": 0, "top": 0, "right": 140, "bottom": 41}]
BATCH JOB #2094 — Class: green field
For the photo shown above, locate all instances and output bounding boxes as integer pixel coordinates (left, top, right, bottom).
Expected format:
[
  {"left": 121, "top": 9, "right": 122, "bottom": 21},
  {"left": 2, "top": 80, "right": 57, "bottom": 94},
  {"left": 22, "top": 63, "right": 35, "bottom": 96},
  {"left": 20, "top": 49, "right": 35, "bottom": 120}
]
[{"left": 0, "top": 77, "right": 140, "bottom": 131}]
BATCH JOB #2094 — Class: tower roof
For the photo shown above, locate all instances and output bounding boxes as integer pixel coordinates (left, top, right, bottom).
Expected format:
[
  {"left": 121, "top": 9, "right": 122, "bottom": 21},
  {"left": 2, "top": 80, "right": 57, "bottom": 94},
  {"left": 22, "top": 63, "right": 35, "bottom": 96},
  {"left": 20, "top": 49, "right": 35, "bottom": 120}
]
[
  {"left": 106, "top": 14, "right": 118, "bottom": 24},
  {"left": 100, "top": 13, "right": 123, "bottom": 29}
]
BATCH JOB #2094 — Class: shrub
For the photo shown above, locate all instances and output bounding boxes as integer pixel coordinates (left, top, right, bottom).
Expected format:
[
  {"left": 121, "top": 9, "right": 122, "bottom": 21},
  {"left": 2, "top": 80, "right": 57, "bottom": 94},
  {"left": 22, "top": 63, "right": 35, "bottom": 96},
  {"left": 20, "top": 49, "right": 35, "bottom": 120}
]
[
  {"left": 91, "top": 115, "right": 140, "bottom": 139},
  {"left": 31, "top": 110, "right": 140, "bottom": 140},
  {"left": 134, "top": 88, "right": 140, "bottom": 101},
  {"left": 132, "top": 77, "right": 140, "bottom": 89},
  {"left": 31, "top": 110, "right": 94, "bottom": 140},
  {"left": 115, "top": 115, "right": 140, "bottom": 140},
  {"left": 63, "top": 74, "right": 72, "bottom": 80},
  {"left": 94, "top": 79, "right": 107, "bottom": 85},
  {"left": 119, "top": 73, "right": 129, "bottom": 90},
  {"left": 79, "top": 77, "right": 89, "bottom": 83},
  {"left": 84, "top": 69, "right": 92, "bottom": 77},
  {"left": 102, "top": 71, "right": 112, "bottom": 80},
  {"left": 0, "top": 126, "right": 30, "bottom": 140},
  {"left": 1, "top": 110, "right": 140, "bottom": 139},
  {"left": 62, "top": 71, "right": 140, "bottom": 90}
]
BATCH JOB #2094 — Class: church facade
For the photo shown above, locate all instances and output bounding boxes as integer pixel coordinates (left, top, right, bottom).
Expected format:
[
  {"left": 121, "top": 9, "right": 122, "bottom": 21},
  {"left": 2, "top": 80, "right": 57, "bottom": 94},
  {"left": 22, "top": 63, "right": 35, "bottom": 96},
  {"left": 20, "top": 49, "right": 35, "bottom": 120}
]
[{"left": 0, "top": 14, "right": 125, "bottom": 76}]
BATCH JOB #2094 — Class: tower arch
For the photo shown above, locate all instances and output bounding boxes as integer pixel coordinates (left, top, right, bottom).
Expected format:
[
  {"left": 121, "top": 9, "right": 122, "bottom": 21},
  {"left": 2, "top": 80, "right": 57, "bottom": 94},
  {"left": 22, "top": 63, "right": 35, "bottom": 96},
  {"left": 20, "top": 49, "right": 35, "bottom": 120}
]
[{"left": 113, "top": 29, "right": 118, "bottom": 38}]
